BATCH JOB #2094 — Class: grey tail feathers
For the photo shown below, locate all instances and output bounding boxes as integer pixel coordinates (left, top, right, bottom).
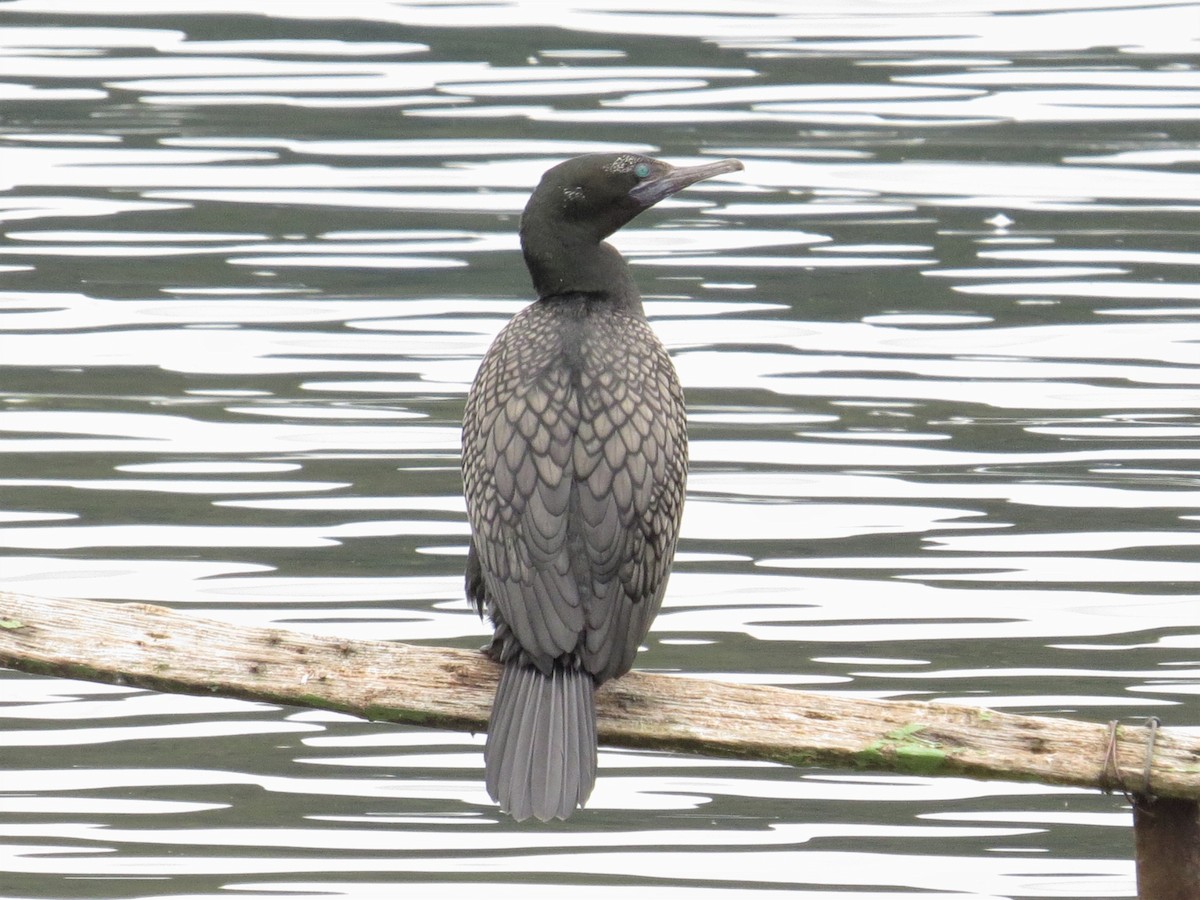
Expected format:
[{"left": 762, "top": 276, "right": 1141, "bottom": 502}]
[{"left": 485, "top": 662, "right": 597, "bottom": 822}]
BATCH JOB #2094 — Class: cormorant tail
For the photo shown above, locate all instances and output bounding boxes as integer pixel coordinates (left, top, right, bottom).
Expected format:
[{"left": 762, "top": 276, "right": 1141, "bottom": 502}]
[{"left": 485, "top": 662, "right": 597, "bottom": 822}]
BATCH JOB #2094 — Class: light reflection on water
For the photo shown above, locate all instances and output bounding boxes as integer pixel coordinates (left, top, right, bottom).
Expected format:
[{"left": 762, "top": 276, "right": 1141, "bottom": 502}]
[{"left": 3, "top": 0, "right": 1200, "bottom": 896}]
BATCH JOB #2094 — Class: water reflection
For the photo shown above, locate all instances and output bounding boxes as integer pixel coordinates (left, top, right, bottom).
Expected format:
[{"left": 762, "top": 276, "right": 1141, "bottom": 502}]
[{"left": 3, "top": 0, "right": 1200, "bottom": 897}]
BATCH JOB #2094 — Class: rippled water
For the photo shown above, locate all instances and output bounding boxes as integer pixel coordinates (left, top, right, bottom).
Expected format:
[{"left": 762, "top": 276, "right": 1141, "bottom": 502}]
[{"left": 2, "top": 2, "right": 1200, "bottom": 897}]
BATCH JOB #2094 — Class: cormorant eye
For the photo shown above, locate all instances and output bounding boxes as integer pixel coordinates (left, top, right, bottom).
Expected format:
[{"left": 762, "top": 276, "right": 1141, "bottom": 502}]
[{"left": 633, "top": 162, "right": 651, "bottom": 179}]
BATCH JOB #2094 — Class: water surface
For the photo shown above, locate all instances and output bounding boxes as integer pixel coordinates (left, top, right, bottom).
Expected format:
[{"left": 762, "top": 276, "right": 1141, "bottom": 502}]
[{"left": 2, "top": 2, "right": 1200, "bottom": 898}]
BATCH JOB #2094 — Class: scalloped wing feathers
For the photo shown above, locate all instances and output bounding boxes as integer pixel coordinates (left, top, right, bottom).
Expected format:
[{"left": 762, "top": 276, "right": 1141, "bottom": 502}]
[{"left": 462, "top": 295, "right": 686, "bottom": 684}]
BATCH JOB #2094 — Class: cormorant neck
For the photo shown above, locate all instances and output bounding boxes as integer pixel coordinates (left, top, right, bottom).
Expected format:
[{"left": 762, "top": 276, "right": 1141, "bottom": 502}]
[{"left": 520, "top": 221, "right": 644, "bottom": 314}]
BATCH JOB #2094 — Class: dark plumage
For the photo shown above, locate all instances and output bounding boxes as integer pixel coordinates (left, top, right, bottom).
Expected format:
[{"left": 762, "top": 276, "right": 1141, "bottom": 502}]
[{"left": 462, "top": 152, "right": 743, "bottom": 821}]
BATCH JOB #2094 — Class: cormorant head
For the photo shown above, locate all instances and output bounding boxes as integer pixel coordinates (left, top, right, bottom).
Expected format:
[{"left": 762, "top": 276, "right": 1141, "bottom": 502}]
[{"left": 521, "top": 152, "right": 743, "bottom": 245}]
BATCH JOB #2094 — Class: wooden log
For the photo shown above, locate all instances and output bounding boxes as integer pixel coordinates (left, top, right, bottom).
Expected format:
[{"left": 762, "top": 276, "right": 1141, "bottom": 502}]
[
  {"left": 1134, "top": 796, "right": 1200, "bottom": 900},
  {"left": 6, "top": 588, "right": 1197, "bottom": 896},
  {"left": 2, "top": 592, "right": 1200, "bottom": 801},
  {"left": 2, "top": 589, "right": 1199, "bottom": 801}
]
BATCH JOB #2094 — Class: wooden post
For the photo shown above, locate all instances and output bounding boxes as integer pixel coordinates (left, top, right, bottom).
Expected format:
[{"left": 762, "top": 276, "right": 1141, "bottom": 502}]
[{"left": 1134, "top": 796, "right": 1200, "bottom": 900}]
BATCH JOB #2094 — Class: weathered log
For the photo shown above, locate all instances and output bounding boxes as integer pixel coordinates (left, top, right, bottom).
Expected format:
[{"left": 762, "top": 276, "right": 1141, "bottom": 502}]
[
  {"left": 4, "top": 588, "right": 1198, "bottom": 898},
  {"left": 1, "top": 588, "right": 1196, "bottom": 799}
]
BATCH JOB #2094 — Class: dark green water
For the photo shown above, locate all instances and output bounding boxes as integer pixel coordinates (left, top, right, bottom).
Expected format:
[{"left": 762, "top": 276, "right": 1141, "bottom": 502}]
[{"left": 2, "top": 2, "right": 1200, "bottom": 897}]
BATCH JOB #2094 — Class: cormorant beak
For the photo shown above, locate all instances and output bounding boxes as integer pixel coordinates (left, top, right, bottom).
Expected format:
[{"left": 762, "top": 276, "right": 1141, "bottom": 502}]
[{"left": 628, "top": 158, "right": 744, "bottom": 207}]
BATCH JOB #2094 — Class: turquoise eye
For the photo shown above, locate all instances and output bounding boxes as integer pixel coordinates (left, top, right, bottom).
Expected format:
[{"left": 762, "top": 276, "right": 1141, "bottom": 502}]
[{"left": 633, "top": 162, "right": 651, "bottom": 178}]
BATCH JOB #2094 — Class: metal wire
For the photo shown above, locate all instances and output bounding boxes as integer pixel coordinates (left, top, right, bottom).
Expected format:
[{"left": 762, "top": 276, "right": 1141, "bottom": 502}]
[{"left": 1101, "top": 717, "right": 1161, "bottom": 805}]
